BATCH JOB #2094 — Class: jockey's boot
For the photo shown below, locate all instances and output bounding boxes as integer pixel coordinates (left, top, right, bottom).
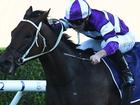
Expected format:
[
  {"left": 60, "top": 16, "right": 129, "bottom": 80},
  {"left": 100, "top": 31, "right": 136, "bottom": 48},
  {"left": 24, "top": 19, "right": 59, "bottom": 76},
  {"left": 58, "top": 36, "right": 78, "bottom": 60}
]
[
  {"left": 121, "top": 68, "right": 134, "bottom": 86},
  {"left": 108, "top": 50, "right": 134, "bottom": 86}
]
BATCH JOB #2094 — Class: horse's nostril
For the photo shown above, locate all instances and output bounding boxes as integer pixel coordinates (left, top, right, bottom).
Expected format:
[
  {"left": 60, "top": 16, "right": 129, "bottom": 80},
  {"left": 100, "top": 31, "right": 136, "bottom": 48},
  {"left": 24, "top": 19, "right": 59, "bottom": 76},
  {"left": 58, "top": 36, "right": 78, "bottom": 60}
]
[
  {"left": 0, "top": 60, "right": 12, "bottom": 74},
  {"left": 17, "top": 58, "right": 23, "bottom": 65},
  {"left": 5, "top": 60, "right": 12, "bottom": 66}
]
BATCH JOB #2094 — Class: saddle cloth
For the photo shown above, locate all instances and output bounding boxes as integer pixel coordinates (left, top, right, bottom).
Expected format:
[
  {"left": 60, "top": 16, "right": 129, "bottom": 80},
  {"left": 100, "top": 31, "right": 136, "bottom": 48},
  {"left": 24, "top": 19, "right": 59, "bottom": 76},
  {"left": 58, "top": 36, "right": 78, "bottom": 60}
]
[{"left": 78, "top": 41, "right": 140, "bottom": 104}]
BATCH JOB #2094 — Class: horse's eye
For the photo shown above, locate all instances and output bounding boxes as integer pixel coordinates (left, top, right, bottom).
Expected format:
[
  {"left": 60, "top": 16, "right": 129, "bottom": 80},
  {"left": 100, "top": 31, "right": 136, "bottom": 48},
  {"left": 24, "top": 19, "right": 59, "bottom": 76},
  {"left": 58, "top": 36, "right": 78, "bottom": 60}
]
[{"left": 25, "top": 35, "right": 31, "bottom": 39}]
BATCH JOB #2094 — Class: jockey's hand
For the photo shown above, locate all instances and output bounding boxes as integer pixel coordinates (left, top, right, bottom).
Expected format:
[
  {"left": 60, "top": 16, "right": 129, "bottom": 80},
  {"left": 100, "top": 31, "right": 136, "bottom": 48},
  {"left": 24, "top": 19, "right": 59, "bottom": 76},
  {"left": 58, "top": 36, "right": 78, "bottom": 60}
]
[
  {"left": 90, "top": 50, "right": 107, "bottom": 64},
  {"left": 90, "top": 54, "right": 101, "bottom": 64}
]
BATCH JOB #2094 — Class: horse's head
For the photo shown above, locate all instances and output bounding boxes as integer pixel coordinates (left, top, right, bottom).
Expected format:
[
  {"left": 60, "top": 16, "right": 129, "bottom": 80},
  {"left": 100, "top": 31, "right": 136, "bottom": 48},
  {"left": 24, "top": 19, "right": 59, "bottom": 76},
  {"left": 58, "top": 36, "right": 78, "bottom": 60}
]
[{"left": 0, "top": 6, "right": 56, "bottom": 74}]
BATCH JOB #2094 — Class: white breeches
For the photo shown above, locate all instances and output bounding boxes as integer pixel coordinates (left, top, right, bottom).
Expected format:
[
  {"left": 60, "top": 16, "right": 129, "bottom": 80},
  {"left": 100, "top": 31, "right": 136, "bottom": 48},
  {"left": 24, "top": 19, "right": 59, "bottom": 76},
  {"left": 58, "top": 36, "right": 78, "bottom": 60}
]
[
  {"left": 77, "top": 31, "right": 135, "bottom": 53},
  {"left": 101, "top": 31, "right": 135, "bottom": 53}
]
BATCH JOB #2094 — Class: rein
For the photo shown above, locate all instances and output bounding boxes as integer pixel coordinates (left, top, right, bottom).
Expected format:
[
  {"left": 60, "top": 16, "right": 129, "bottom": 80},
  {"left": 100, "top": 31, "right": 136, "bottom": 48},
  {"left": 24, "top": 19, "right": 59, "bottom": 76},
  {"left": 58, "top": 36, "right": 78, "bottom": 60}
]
[
  {"left": 64, "top": 53, "right": 91, "bottom": 62},
  {"left": 17, "top": 19, "right": 64, "bottom": 65}
]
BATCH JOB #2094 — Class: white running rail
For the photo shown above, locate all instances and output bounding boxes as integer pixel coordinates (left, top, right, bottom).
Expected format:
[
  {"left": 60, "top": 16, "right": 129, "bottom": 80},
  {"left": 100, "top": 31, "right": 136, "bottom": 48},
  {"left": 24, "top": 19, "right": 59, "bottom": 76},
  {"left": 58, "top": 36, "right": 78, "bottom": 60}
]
[{"left": 0, "top": 80, "right": 46, "bottom": 105}]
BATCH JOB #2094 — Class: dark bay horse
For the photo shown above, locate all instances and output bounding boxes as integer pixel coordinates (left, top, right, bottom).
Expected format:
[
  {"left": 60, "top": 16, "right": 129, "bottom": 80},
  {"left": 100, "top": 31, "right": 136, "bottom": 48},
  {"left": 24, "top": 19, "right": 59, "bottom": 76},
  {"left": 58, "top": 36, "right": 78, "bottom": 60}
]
[{"left": 0, "top": 6, "right": 139, "bottom": 105}]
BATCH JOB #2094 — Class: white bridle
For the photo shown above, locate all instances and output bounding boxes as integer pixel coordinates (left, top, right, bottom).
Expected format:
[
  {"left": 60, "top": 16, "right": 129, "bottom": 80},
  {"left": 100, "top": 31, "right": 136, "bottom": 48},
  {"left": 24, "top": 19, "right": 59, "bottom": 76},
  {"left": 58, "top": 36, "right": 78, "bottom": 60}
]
[{"left": 18, "top": 19, "right": 64, "bottom": 64}]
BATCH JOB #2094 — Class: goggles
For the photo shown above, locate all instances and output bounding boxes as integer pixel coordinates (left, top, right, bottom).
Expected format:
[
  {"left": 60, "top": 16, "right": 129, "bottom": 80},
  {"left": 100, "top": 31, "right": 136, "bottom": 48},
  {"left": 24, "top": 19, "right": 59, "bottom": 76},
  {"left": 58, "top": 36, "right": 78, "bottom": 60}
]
[{"left": 69, "top": 19, "right": 86, "bottom": 26}]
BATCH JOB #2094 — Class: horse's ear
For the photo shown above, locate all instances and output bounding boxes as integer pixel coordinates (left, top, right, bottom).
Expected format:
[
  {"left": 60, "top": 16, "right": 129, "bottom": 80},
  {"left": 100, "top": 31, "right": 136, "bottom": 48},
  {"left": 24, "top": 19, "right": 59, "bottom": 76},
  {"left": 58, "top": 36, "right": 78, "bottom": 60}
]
[
  {"left": 37, "top": 8, "right": 51, "bottom": 22},
  {"left": 24, "top": 6, "right": 33, "bottom": 19},
  {"left": 46, "top": 8, "right": 51, "bottom": 17}
]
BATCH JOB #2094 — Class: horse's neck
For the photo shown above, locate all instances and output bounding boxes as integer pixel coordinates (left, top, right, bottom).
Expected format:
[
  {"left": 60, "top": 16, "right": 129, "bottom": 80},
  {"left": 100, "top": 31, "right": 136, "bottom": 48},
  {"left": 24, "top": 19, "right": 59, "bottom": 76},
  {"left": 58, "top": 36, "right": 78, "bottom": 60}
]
[
  {"left": 41, "top": 23, "right": 78, "bottom": 77},
  {"left": 39, "top": 46, "right": 78, "bottom": 86}
]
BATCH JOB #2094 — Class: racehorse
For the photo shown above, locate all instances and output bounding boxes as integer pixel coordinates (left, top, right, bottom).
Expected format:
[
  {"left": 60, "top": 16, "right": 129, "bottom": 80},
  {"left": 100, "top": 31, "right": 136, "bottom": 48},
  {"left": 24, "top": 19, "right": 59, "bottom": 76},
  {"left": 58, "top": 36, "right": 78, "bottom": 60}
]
[{"left": 0, "top": 6, "right": 139, "bottom": 105}]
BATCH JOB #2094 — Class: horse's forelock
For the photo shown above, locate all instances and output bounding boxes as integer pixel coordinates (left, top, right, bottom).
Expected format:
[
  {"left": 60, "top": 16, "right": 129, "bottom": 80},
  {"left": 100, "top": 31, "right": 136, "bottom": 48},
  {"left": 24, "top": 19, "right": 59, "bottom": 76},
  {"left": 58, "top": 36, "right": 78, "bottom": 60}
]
[
  {"left": 27, "top": 10, "right": 45, "bottom": 19},
  {"left": 27, "top": 10, "right": 51, "bottom": 26}
]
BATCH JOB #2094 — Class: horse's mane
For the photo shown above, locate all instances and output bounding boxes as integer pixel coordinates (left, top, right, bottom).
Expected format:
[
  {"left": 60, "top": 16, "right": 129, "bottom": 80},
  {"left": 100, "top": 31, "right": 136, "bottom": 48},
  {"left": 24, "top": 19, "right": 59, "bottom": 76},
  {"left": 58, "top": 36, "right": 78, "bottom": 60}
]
[{"left": 61, "top": 33, "right": 78, "bottom": 50}]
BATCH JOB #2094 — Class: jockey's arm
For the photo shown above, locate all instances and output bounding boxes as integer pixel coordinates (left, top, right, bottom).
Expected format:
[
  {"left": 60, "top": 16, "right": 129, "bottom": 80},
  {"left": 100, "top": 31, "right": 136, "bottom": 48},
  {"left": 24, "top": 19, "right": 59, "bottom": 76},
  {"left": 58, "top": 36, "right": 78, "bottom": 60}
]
[{"left": 59, "top": 18, "right": 70, "bottom": 30}]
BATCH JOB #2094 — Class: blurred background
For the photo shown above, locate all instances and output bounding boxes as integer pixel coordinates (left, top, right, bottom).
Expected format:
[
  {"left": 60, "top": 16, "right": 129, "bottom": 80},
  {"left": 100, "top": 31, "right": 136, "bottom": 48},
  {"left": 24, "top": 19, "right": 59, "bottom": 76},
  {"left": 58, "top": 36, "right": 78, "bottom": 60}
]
[
  {"left": 0, "top": 1, "right": 140, "bottom": 104},
  {"left": 0, "top": 0, "right": 140, "bottom": 47}
]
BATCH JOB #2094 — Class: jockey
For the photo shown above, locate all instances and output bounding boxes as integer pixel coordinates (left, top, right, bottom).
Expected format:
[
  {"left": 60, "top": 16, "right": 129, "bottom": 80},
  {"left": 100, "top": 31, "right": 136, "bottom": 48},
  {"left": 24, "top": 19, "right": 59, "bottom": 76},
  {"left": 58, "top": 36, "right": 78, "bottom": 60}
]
[{"left": 59, "top": 0, "right": 135, "bottom": 86}]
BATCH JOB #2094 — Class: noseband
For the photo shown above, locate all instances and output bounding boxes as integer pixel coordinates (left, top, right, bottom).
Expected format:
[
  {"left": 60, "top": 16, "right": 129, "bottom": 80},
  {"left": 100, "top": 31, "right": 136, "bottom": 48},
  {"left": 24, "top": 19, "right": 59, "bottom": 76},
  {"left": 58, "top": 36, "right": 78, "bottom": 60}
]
[{"left": 17, "top": 19, "right": 64, "bottom": 65}]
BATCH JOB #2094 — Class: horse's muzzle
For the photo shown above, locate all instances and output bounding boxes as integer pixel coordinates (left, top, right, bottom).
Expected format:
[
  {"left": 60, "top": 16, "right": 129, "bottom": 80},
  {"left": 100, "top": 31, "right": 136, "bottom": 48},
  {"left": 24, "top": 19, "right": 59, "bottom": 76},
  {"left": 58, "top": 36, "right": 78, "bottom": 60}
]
[{"left": 0, "top": 54, "right": 16, "bottom": 74}]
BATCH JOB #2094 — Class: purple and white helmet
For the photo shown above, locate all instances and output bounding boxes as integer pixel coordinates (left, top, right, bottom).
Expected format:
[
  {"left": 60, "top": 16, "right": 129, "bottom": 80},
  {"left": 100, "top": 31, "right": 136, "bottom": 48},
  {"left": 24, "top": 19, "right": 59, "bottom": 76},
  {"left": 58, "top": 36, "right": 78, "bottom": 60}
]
[{"left": 65, "top": 0, "right": 91, "bottom": 21}]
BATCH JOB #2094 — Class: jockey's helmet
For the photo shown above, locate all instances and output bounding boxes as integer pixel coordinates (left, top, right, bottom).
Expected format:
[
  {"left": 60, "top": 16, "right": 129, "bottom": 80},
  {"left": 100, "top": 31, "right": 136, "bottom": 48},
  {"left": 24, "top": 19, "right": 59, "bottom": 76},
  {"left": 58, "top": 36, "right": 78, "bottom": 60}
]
[{"left": 65, "top": 0, "right": 91, "bottom": 21}]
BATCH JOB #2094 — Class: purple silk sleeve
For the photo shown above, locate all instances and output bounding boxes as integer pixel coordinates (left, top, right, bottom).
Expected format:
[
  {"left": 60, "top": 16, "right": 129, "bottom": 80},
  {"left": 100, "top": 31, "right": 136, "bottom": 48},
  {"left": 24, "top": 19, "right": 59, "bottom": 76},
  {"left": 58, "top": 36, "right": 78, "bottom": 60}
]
[{"left": 103, "top": 41, "right": 119, "bottom": 55}]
